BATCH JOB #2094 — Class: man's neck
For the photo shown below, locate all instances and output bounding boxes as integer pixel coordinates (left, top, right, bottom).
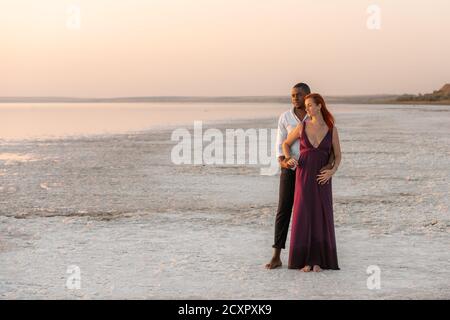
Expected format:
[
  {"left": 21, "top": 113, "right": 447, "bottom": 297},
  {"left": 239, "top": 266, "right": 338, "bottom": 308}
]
[{"left": 294, "top": 107, "right": 307, "bottom": 120}]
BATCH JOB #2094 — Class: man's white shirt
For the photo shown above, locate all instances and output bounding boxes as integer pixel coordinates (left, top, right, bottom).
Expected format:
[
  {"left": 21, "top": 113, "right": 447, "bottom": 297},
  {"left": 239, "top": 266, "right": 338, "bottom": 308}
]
[{"left": 276, "top": 108, "right": 309, "bottom": 170}]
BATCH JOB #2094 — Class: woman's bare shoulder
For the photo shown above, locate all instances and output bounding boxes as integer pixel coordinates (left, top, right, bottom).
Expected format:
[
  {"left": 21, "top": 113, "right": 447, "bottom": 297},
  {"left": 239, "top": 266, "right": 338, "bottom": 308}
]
[{"left": 332, "top": 125, "right": 339, "bottom": 138}]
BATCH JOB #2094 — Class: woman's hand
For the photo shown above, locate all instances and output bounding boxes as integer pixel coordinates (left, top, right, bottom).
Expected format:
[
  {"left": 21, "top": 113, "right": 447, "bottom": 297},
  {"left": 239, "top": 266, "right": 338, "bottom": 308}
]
[
  {"left": 286, "top": 157, "right": 298, "bottom": 168},
  {"left": 317, "top": 167, "right": 335, "bottom": 185}
]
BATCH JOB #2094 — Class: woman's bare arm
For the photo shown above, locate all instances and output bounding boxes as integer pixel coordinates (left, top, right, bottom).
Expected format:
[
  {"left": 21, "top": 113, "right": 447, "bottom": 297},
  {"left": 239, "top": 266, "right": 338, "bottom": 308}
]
[
  {"left": 282, "top": 123, "right": 301, "bottom": 159},
  {"left": 330, "top": 126, "right": 341, "bottom": 173}
]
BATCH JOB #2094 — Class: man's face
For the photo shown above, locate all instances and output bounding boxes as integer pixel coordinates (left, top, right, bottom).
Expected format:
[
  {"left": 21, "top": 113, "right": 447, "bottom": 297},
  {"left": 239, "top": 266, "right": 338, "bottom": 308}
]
[{"left": 291, "top": 87, "right": 308, "bottom": 109}]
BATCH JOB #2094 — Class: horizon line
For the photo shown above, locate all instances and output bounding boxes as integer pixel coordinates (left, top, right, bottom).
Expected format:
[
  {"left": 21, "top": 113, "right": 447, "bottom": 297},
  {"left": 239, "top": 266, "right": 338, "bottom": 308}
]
[{"left": 0, "top": 93, "right": 400, "bottom": 99}]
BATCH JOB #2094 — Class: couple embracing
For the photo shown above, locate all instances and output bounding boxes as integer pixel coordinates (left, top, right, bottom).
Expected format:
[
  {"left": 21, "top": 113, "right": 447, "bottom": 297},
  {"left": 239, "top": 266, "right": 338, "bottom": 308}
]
[{"left": 265, "top": 83, "right": 342, "bottom": 272}]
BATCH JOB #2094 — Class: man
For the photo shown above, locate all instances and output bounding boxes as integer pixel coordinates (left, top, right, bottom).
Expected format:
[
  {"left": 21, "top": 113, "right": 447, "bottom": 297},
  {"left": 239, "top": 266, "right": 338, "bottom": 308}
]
[{"left": 265, "top": 83, "right": 334, "bottom": 269}]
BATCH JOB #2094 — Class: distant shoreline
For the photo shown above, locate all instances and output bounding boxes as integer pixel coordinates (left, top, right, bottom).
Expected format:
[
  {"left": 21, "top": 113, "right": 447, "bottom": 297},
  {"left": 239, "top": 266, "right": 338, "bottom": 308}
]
[
  {"left": 1, "top": 95, "right": 449, "bottom": 105},
  {"left": 379, "top": 100, "right": 450, "bottom": 106}
]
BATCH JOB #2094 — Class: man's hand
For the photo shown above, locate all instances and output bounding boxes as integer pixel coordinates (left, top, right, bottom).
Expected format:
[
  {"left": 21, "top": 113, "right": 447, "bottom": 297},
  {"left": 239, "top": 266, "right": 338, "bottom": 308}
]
[
  {"left": 279, "top": 155, "right": 299, "bottom": 169},
  {"left": 279, "top": 158, "right": 295, "bottom": 169},
  {"left": 285, "top": 158, "right": 298, "bottom": 169}
]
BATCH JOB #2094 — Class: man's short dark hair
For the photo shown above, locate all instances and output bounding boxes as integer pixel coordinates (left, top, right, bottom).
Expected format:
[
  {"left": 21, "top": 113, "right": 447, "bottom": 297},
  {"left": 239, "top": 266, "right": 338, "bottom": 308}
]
[{"left": 292, "top": 83, "right": 311, "bottom": 94}]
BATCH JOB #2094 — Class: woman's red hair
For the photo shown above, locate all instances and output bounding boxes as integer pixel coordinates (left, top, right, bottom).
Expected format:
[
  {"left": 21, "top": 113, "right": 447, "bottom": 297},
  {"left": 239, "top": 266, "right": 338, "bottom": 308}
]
[{"left": 304, "top": 93, "right": 335, "bottom": 129}]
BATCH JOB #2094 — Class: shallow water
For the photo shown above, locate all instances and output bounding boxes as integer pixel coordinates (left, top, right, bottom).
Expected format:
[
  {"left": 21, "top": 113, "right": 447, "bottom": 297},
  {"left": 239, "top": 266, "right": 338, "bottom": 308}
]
[
  {"left": 2, "top": 102, "right": 447, "bottom": 141},
  {"left": 0, "top": 102, "right": 290, "bottom": 140}
]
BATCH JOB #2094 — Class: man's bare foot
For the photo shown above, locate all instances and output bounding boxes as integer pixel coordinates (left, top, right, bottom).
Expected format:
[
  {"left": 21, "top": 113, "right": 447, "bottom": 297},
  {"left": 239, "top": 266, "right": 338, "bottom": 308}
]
[
  {"left": 265, "top": 257, "right": 282, "bottom": 269},
  {"left": 313, "top": 265, "right": 322, "bottom": 272},
  {"left": 300, "top": 265, "right": 311, "bottom": 272}
]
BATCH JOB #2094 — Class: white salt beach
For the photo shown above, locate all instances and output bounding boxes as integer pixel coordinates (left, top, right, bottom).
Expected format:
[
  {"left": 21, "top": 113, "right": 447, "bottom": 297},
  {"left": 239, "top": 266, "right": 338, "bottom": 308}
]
[{"left": 0, "top": 103, "right": 449, "bottom": 299}]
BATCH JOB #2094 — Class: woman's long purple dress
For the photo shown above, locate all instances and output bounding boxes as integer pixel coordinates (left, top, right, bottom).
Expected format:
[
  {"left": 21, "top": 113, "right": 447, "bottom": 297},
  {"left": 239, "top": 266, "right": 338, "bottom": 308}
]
[{"left": 288, "top": 122, "right": 340, "bottom": 270}]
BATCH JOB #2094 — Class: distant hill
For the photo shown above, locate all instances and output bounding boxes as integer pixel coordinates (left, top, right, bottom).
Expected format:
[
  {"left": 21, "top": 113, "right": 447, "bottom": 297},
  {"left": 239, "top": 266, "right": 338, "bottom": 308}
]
[
  {"left": 439, "top": 84, "right": 450, "bottom": 94},
  {"left": 394, "top": 84, "right": 450, "bottom": 104}
]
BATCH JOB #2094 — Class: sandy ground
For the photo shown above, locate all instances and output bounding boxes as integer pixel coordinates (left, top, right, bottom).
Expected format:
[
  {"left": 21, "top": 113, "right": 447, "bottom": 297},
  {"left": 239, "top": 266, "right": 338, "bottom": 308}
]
[{"left": 0, "top": 104, "right": 449, "bottom": 299}]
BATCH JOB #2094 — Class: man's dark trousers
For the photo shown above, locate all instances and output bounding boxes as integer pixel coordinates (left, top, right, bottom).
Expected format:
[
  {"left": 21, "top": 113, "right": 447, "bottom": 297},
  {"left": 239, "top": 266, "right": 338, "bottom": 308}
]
[{"left": 272, "top": 167, "right": 296, "bottom": 249}]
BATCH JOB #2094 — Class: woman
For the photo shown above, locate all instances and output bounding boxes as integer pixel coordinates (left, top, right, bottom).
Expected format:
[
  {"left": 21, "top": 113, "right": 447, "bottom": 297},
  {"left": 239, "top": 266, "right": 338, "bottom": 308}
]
[{"left": 282, "top": 93, "right": 341, "bottom": 272}]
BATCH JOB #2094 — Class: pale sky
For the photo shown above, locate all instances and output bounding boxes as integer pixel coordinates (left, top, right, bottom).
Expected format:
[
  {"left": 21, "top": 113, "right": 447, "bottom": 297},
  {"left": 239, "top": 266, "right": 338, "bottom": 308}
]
[{"left": 1, "top": 0, "right": 449, "bottom": 97}]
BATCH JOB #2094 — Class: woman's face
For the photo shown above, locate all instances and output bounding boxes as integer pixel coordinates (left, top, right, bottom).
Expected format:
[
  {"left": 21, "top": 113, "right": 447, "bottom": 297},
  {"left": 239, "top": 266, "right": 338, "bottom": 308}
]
[{"left": 305, "top": 98, "right": 321, "bottom": 117}]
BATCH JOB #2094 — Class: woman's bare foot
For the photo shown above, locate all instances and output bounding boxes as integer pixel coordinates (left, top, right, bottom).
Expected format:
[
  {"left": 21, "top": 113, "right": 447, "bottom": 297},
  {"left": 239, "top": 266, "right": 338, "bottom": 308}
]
[
  {"left": 300, "top": 265, "right": 312, "bottom": 272},
  {"left": 313, "top": 265, "right": 322, "bottom": 272},
  {"left": 265, "top": 257, "right": 282, "bottom": 269}
]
